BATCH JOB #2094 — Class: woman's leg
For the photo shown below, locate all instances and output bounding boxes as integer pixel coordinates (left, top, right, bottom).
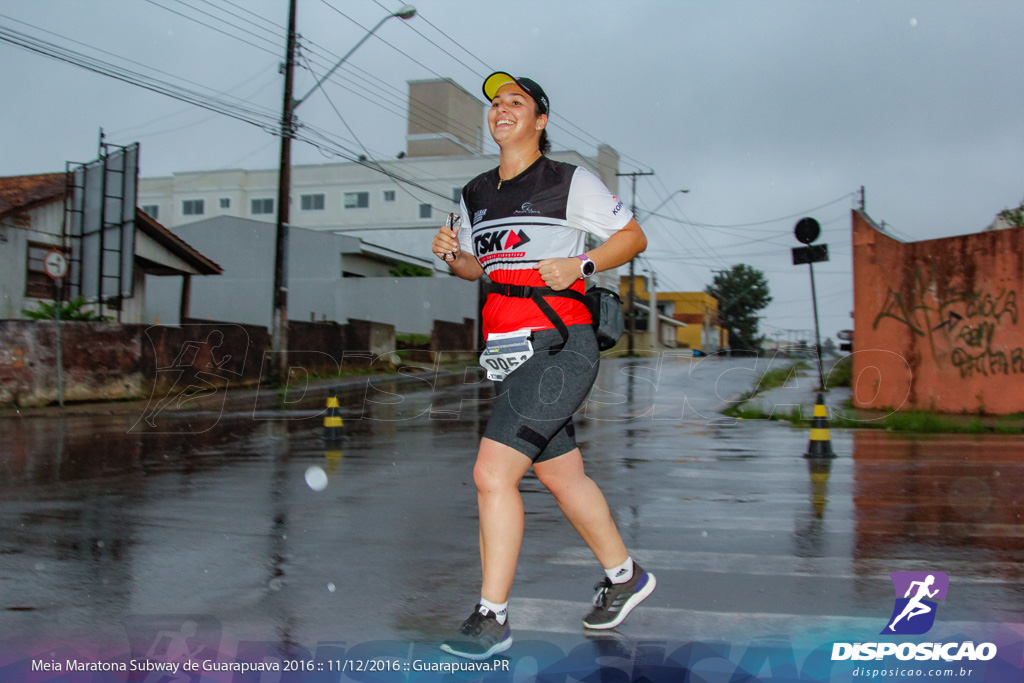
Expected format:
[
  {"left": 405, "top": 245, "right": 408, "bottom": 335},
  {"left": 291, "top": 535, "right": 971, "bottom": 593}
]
[
  {"left": 474, "top": 437, "right": 534, "bottom": 603},
  {"left": 532, "top": 448, "right": 628, "bottom": 568}
]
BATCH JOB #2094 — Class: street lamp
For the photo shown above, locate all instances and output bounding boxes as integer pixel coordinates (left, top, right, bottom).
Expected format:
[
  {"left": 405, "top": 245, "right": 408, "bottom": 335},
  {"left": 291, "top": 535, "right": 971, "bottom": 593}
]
[
  {"left": 636, "top": 189, "right": 687, "bottom": 352},
  {"left": 294, "top": 5, "right": 416, "bottom": 108},
  {"left": 640, "top": 188, "right": 689, "bottom": 221},
  {"left": 271, "top": 3, "right": 416, "bottom": 383}
]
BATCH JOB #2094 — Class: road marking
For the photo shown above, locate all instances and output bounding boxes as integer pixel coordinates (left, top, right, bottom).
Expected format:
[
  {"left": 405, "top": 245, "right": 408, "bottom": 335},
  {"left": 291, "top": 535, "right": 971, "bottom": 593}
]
[
  {"left": 549, "top": 548, "right": 1024, "bottom": 584},
  {"left": 511, "top": 597, "right": 1018, "bottom": 642}
]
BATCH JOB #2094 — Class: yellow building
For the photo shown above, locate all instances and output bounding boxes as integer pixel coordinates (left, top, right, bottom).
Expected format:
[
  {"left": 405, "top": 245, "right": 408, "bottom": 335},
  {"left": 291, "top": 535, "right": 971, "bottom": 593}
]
[{"left": 618, "top": 276, "right": 728, "bottom": 354}]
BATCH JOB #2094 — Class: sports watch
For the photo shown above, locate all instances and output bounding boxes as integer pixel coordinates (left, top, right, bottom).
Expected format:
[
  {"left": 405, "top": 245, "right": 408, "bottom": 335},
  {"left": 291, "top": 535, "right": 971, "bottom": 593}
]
[{"left": 576, "top": 254, "right": 597, "bottom": 279}]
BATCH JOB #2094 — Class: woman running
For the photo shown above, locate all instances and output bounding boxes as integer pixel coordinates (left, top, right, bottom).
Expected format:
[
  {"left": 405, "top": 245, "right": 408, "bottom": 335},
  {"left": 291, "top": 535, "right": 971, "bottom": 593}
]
[{"left": 431, "top": 71, "right": 654, "bottom": 660}]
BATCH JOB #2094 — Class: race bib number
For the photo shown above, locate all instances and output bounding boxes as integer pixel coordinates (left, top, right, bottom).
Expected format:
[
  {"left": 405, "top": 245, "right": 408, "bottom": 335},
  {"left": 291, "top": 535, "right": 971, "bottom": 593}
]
[{"left": 480, "top": 330, "right": 534, "bottom": 382}]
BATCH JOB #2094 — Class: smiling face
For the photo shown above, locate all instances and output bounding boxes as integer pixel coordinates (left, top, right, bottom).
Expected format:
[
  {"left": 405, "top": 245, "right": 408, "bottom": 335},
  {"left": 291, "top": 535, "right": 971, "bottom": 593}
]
[{"left": 487, "top": 82, "right": 547, "bottom": 150}]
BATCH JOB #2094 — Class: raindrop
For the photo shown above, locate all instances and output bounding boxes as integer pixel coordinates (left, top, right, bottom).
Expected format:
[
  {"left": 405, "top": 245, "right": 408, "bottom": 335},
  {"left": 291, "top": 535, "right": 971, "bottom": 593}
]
[
  {"left": 909, "top": 17, "right": 918, "bottom": 27},
  {"left": 701, "top": 530, "right": 708, "bottom": 538},
  {"left": 35, "top": 563, "right": 44, "bottom": 572},
  {"left": 96, "top": 540, "right": 105, "bottom": 549},
  {"left": 269, "top": 578, "right": 283, "bottom": 591},
  {"left": 328, "top": 583, "right": 336, "bottom": 593},
  {"left": 305, "top": 466, "right": 328, "bottom": 491}
]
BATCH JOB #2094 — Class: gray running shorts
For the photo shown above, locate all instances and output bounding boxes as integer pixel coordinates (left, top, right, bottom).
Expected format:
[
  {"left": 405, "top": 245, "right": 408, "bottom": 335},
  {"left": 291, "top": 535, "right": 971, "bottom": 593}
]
[{"left": 483, "top": 324, "right": 599, "bottom": 463}]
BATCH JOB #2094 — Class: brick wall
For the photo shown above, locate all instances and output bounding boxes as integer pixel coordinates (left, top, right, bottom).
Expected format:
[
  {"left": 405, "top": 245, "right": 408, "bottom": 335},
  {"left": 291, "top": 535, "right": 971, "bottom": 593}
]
[{"left": 852, "top": 210, "right": 1024, "bottom": 414}]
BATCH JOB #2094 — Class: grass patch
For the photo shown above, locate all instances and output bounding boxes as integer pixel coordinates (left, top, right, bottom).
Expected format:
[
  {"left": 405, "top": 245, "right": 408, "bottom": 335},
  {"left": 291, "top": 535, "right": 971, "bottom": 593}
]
[
  {"left": 758, "top": 361, "right": 808, "bottom": 393},
  {"left": 722, "top": 360, "right": 806, "bottom": 419},
  {"left": 723, "top": 403, "right": 1024, "bottom": 435},
  {"left": 994, "top": 423, "right": 1024, "bottom": 435},
  {"left": 825, "top": 355, "right": 853, "bottom": 389},
  {"left": 396, "top": 333, "right": 431, "bottom": 347},
  {"left": 882, "top": 412, "right": 973, "bottom": 433}
]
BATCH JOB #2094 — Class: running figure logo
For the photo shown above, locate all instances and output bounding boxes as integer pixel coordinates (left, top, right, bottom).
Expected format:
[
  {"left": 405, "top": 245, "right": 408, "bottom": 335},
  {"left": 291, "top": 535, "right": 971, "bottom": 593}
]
[{"left": 882, "top": 571, "right": 949, "bottom": 635}]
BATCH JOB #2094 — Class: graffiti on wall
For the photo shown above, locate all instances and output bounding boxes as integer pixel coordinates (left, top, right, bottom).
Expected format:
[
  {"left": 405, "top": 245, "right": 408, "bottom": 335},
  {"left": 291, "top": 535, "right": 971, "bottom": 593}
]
[{"left": 873, "top": 265, "right": 1021, "bottom": 379}]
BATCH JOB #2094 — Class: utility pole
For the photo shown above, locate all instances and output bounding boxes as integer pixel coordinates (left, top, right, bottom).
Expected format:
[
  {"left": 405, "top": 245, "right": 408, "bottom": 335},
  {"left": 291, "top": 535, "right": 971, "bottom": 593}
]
[
  {"left": 268, "top": 2, "right": 414, "bottom": 385},
  {"left": 648, "top": 269, "right": 658, "bottom": 350},
  {"left": 616, "top": 170, "right": 653, "bottom": 355},
  {"left": 271, "top": 0, "right": 298, "bottom": 385}
]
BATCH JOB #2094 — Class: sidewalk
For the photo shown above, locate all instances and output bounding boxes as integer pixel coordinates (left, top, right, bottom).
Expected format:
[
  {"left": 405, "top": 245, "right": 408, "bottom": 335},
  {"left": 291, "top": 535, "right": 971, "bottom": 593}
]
[
  {"left": 735, "top": 356, "right": 1024, "bottom": 433},
  {"left": 736, "top": 357, "right": 852, "bottom": 422},
  {"left": 0, "top": 359, "right": 462, "bottom": 421}
]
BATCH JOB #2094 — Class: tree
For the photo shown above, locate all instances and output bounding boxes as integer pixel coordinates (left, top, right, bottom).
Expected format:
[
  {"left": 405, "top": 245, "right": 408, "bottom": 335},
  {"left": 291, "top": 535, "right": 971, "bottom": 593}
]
[{"left": 705, "top": 264, "right": 772, "bottom": 353}]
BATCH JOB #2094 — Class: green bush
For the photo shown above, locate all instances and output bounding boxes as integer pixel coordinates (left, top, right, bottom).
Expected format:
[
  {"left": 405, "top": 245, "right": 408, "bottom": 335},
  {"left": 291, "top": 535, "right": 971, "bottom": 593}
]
[{"left": 22, "top": 297, "right": 110, "bottom": 321}]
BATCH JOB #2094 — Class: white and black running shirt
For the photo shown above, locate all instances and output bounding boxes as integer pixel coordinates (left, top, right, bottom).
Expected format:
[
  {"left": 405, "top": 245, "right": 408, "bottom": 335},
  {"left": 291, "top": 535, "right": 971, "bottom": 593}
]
[{"left": 458, "top": 156, "right": 633, "bottom": 337}]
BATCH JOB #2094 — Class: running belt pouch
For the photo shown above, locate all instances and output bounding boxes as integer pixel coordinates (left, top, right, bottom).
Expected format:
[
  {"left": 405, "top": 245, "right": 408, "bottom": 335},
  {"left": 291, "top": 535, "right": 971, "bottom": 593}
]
[{"left": 584, "top": 287, "right": 625, "bottom": 352}]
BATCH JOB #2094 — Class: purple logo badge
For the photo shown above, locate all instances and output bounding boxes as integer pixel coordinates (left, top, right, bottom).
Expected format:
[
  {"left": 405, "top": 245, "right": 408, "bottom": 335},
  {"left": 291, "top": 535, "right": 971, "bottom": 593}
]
[{"left": 882, "top": 571, "right": 949, "bottom": 635}]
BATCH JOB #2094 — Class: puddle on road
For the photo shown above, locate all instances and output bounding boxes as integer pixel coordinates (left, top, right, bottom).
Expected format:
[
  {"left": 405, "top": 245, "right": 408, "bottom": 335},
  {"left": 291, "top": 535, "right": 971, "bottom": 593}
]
[{"left": 2, "top": 387, "right": 1023, "bottom": 640}]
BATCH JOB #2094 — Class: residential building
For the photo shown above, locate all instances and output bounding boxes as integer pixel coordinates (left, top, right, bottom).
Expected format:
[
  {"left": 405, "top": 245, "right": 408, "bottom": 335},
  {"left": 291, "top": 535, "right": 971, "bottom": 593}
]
[
  {"left": 0, "top": 172, "right": 220, "bottom": 323},
  {"left": 619, "top": 275, "right": 726, "bottom": 354}
]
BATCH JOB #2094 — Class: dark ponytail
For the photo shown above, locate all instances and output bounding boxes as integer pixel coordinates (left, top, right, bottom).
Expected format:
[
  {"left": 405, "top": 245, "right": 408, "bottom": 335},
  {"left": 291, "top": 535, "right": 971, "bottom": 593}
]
[{"left": 536, "top": 101, "right": 551, "bottom": 155}]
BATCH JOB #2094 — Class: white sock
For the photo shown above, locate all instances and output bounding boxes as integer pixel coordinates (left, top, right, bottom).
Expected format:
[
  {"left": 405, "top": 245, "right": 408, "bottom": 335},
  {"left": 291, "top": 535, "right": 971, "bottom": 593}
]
[
  {"left": 479, "top": 597, "right": 508, "bottom": 625},
  {"left": 605, "top": 557, "right": 634, "bottom": 584}
]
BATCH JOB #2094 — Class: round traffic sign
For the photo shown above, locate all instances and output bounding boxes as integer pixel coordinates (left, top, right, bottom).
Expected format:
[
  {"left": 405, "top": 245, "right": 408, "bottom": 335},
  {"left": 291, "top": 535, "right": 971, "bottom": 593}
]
[
  {"left": 837, "top": 329, "right": 854, "bottom": 341},
  {"left": 794, "top": 217, "right": 821, "bottom": 245},
  {"left": 43, "top": 250, "right": 69, "bottom": 280}
]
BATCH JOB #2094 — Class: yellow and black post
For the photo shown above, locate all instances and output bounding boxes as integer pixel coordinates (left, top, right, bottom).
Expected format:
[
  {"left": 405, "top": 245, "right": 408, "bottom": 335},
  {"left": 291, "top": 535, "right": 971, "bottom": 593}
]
[
  {"left": 324, "top": 386, "right": 343, "bottom": 442},
  {"left": 804, "top": 392, "right": 836, "bottom": 458}
]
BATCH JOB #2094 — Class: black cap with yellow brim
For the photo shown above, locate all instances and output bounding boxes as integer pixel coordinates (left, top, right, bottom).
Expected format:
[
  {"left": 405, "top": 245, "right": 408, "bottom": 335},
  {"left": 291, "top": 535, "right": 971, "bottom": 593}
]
[{"left": 482, "top": 71, "right": 549, "bottom": 115}]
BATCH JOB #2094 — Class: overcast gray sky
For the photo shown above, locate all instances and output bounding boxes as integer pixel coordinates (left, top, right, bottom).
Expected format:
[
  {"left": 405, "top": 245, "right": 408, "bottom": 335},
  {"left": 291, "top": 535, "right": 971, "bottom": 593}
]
[{"left": 2, "top": 0, "right": 1022, "bottom": 343}]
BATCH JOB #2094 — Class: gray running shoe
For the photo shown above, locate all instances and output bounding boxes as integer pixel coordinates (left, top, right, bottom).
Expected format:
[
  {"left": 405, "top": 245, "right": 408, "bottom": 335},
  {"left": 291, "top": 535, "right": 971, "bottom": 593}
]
[
  {"left": 582, "top": 564, "right": 657, "bottom": 630},
  {"left": 440, "top": 605, "right": 512, "bottom": 660}
]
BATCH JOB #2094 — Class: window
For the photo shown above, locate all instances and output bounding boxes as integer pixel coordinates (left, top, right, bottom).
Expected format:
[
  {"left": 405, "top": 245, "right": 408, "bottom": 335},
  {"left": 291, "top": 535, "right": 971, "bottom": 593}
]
[
  {"left": 344, "top": 191, "right": 369, "bottom": 209},
  {"left": 419, "top": 203, "right": 433, "bottom": 219},
  {"left": 219, "top": 198, "right": 231, "bottom": 209},
  {"left": 251, "top": 198, "right": 274, "bottom": 215},
  {"left": 141, "top": 204, "right": 159, "bottom": 219},
  {"left": 182, "top": 199, "right": 204, "bottom": 216},
  {"left": 25, "top": 242, "right": 69, "bottom": 299},
  {"left": 382, "top": 189, "right": 396, "bottom": 203},
  {"left": 301, "top": 193, "right": 325, "bottom": 211}
]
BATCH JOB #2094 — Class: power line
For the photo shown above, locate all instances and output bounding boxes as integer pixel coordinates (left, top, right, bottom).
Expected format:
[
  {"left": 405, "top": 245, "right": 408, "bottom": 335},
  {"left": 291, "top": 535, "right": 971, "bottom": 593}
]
[
  {"left": 193, "top": 0, "right": 285, "bottom": 42},
  {"left": 218, "top": 0, "right": 286, "bottom": 31},
  {"left": 648, "top": 193, "right": 858, "bottom": 229},
  {"left": 368, "top": 0, "right": 487, "bottom": 79},
  {"left": 0, "top": 25, "right": 281, "bottom": 129},
  {"left": 299, "top": 50, "right": 448, "bottom": 206},
  {"left": 0, "top": 11, "right": 279, "bottom": 121},
  {"left": 141, "top": 0, "right": 283, "bottom": 57},
  {"left": 0, "top": 22, "right": 468, "bottom": 206}
]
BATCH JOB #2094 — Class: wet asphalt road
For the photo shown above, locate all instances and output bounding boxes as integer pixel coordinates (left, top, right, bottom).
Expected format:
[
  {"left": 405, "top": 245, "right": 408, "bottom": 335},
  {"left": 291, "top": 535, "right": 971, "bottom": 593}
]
[{"left": 2, "top": 355, "right": 1023, "bottom": 665}]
